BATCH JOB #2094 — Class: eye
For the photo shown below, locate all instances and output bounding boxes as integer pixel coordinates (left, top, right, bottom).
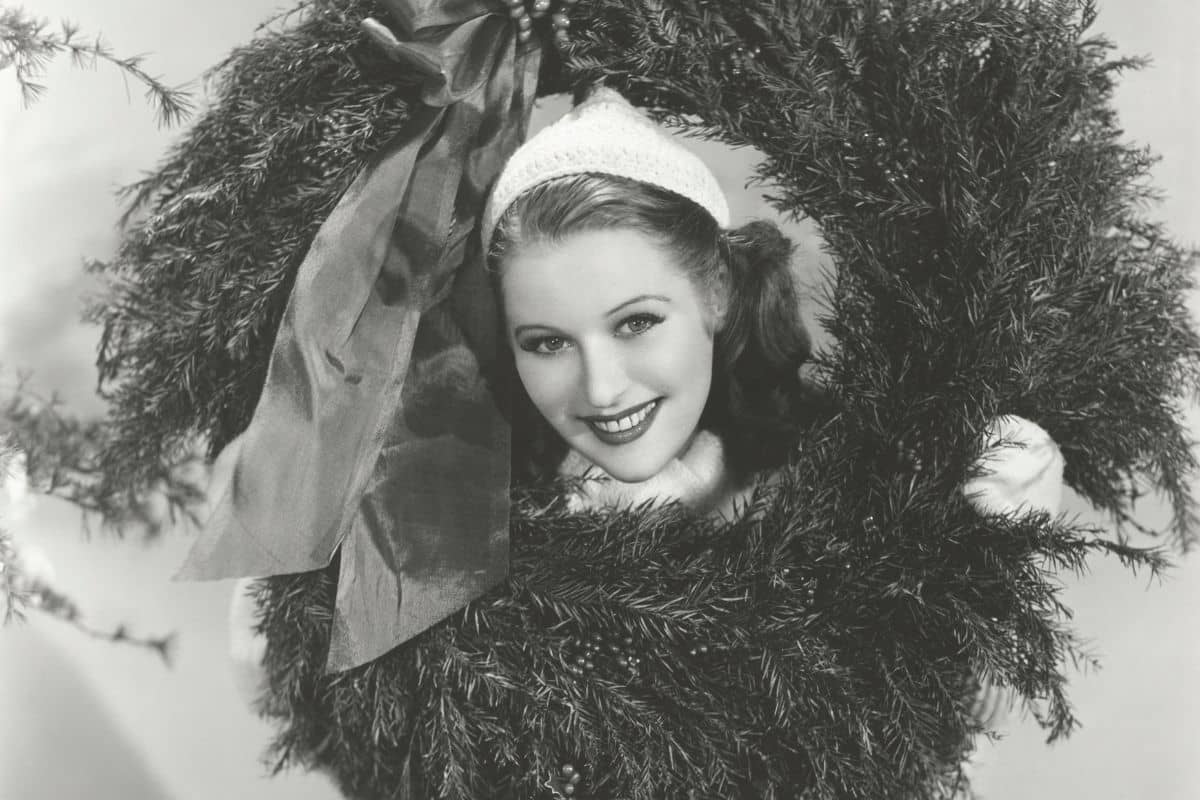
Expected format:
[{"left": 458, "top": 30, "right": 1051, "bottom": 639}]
[
  {"left": 519, "top": 335, "right": 572, "bottom": 356},
  {"left": 617, "top": 312, "right": 664, "bottom": 337}
]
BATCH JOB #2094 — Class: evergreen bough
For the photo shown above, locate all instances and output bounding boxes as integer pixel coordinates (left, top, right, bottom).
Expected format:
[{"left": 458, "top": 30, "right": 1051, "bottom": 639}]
[{"left": 78, "top": 1, "right": 1200, "bottom": 797}]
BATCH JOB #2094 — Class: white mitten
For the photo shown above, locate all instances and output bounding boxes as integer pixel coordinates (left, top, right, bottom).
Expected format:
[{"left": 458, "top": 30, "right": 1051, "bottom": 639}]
[
  {"left": 957, "top": 416, "right": 1066, "bottom": 764},
  {"left": 962, "top": 415, "right": 1065, "bottom": 516}
]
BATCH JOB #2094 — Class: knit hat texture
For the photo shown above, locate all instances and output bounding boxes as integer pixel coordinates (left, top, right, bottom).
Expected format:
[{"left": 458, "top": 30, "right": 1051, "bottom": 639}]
[{"left": 482, "top": 88, "right": 731, "bottom": 248}]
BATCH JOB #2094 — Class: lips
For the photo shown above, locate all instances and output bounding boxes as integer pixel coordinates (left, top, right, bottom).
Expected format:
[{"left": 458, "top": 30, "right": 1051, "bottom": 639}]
[{"left": 583, "top": 399, "right": 661, "bottom": 446}]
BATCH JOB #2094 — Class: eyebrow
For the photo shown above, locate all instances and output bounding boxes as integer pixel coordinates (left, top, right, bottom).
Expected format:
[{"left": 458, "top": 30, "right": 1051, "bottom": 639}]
[
  {"left": 605, "top": 294, "right": 670, "bottom": 317},
  {"left": 512, "top": 294, "right": 671, "bottom": 337}
]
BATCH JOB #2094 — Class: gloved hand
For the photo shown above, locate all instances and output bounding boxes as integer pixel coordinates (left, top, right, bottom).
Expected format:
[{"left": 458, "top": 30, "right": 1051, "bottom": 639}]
[
  {"left": 960, "top": 415, "right": 1065, "bottom": 747},
  {"left": 963, "top": 415, "right": 1065, "bottom": 517}
]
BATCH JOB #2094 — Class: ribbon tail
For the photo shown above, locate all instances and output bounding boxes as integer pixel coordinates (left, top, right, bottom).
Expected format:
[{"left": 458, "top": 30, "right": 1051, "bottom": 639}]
[
  {"left": 180, "top": 2, "right": 542, "bottom": 674},
  {"left": 176, "top": 107, "right": 447, "bottom": 582},
  {"left": 325, "top": 42, "right": 541, "bottom": 672},
  {"left": 380, "top": 0, "right": 495, "bottom": 35}
]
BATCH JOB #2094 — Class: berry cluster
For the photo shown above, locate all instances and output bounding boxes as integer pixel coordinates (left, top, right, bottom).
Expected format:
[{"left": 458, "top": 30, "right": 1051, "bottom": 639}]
[
  {"left": 841, "top": 130, "right": 919, "bottom": 185},
  {"left": 547, "top": 762, "right": 586, "bottom": 798},
  {"left": 561, "top": 630, "right": 644, "bottom": 681}
]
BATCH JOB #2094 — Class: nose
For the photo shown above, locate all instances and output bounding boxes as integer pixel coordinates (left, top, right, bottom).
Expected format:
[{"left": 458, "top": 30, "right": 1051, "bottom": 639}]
[{"left": 579, "top": 342, "right": 630, "bottom": 411}]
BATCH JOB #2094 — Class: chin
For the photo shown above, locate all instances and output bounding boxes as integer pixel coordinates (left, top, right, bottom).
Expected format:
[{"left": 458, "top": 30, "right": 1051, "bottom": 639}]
[
  {"left": 582, "top": 440, "right": 684, "bottom": 484},
  {"left": 598, "top": 458, "right": 670, "bottom": 484}
]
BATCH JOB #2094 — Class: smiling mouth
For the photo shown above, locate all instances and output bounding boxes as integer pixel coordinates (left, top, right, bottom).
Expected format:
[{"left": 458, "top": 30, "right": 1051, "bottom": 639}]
[{"left": 583, "top": 399, "right": 661, "bottom": 445}]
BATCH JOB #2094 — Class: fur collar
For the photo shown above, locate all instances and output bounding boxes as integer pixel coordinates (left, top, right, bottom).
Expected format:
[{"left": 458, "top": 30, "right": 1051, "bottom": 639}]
[{"left": 557, "top": 430, "right": 744, "bottom": 518}]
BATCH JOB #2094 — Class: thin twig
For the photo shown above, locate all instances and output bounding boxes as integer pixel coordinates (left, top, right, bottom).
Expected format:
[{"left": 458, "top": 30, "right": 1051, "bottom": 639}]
[
  {"left": 0, "top": 7, "right": 193, "bottom": 126},
  {"left": 255, "top": 0, "right": 319, "bottom": 33},
  {"left": 29, "top": 579, "right": 176, "bottom": 665}
]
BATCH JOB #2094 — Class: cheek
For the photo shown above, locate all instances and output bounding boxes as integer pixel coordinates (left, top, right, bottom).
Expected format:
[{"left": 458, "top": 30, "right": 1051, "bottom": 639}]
[
  {"left": 514, "top": 356, "right": 575, "bottom": 420},
  {"left": 648, "top": 323, "right": 714, "bottom": 400}
]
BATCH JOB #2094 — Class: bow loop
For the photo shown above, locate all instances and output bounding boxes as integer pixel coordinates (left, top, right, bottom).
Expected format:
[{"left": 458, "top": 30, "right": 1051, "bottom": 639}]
[
  {"left": 378, "top": 0, "right": 496, "bottom": 35},
  {"left": 366, "top": 1, "right": 510, "bottom": 107}
]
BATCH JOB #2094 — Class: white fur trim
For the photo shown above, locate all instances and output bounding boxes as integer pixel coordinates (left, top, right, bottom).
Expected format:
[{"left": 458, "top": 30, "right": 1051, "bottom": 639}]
[{"left": 559, "top": 430, "right": 732, "bottom": 515}]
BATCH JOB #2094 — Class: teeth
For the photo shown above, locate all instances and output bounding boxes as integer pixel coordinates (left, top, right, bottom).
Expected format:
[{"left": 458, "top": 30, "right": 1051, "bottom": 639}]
[{"left": 594, "top": 402, "right": 655, "bottom": 433}]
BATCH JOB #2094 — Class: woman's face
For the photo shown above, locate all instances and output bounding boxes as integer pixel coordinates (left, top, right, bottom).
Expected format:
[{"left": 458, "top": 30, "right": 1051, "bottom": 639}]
[{"left": 500, "top": 227, "right": 720, "bottom": 483}]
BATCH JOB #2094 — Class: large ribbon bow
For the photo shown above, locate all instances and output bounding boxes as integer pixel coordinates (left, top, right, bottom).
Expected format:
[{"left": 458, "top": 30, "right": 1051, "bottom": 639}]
[{"left": 178, "top": 0, "right": 541, "bottom": 672}]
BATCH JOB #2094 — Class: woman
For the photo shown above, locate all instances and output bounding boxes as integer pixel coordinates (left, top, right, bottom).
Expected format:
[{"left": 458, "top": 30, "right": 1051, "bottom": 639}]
[
  {"left": 229, "top": 88, "right": 1065, "bottom": 698},
  {"left": 484, "top": 88, "right": 1064, "bottom": 520}
]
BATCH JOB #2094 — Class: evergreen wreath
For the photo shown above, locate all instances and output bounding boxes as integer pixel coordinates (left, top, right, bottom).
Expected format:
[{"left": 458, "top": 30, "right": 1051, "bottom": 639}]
[{"left": 86, "top": 1, "right": 1199, "bottom": 798}]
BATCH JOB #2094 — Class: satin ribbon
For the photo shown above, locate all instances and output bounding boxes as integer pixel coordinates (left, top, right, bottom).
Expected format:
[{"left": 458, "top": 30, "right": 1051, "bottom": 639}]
[{"left": 178, "top": 0, "right": 541, "bottom": 672}]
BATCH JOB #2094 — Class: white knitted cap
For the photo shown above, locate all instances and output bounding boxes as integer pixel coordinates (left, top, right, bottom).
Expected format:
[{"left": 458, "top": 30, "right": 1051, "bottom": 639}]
[{"left": 482, "top": 88, "right": 731, "bottom": 249}]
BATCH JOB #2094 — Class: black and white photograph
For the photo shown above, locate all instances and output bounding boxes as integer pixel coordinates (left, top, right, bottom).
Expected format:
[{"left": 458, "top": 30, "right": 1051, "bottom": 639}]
[{"left": 1, "top": 1, "right": 1197, "bottom": 798}]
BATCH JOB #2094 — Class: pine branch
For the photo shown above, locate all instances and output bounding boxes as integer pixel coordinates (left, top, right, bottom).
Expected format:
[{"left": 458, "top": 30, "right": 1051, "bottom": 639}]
[
  {"left": 2, "top": 424, "right": 177, "bottom": 664},
  {"left": 254, "top": 0, "right": 321, "bottom": 34},
  {"left": 26, "top": 576, "right": 176, "bottom": 665},
  {"left": 0, "top": 5, "right": 192, "bottom": 126},
  {"left": 0, "top": 526, "right": 30, "bottom": 623},
  {"left": 0, "top": 371, "right": 206, "bottom": 538}
]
